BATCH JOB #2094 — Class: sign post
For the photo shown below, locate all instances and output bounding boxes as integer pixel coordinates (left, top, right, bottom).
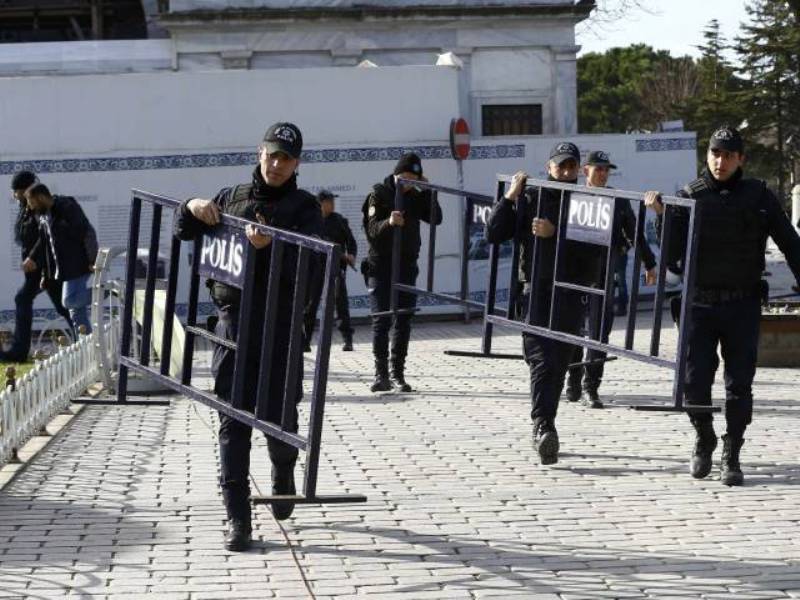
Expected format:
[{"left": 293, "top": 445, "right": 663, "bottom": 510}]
[{"left": 450, "top": 118, "right": 471, "bottom": 322}]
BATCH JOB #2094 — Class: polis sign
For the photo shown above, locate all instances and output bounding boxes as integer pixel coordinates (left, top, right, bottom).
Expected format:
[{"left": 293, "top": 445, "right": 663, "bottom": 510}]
[
  {"left": 198, "top": 224, "right": 248, "bottom": 288},
  {"left": 565, "top": 193, "right": 614, "bottom": 246}
]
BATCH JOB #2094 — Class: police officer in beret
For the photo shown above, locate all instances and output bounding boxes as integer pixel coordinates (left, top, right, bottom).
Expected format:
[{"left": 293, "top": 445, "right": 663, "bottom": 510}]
[
  {"left": 486, "top": 142, "right": 595, "bottom": 465},
  {"left": 565, "top": 150, "right": 658, "bottom": 409},
  {"left": 645, "top": 125, "right": 800, "bottom": 486},
  {"left": 304, "top": 190, "right": 357, "bottom": 352},
  {"left": 362, "top": 152, "right": 442, "bottom": 393},
  {"left": 174, "top": 122, "right": 322, "bottom": 550}
]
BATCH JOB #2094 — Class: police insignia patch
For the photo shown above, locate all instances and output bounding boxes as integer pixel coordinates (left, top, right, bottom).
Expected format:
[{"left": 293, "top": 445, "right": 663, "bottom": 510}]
[{"left": 368, "top": 205, "right": 376, "bottom": 217}]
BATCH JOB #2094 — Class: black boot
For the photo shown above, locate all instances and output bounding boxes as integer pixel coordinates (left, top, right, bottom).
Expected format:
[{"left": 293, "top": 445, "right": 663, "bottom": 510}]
[
  {"left": 532, "top": 419, "right": 559, "bottom": 465},
  {"left": 390, "top": 354, "right": 413, "bottom": 393},
  {"left": 370, "top": 358, "right": 392, "bottom": 392},
  {"left": 271, "top": 465, "right": 297, "bottom": 520},
  {"left": 342, "top": 333, "right": 353, "bottom": 352},
  {"left": 224, "top": 518, "right": 252, "bottom": 551},
  {"left": 690, "top": 420, "right": 717, "bottom": 479},
  {"left": 580, "top": 388, "right": 604, "bottom": 409},
  {"left": 720, "top": 434, "right": 744, "bottom": 487}
]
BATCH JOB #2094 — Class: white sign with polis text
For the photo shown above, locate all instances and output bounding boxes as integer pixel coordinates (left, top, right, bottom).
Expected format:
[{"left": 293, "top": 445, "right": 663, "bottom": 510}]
[
  {"left": 566, "top": 193, "right": 614, "bottom": 246},
  {"left": 198, "top": 225, "right": 248, "bottom": 288}
]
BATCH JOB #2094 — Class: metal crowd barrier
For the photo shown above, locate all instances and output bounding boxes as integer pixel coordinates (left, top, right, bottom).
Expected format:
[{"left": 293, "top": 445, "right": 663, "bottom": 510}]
[
  {"left": 116, "top": 189, "right": 366, "bottom": 506},
  {"left": 384, "top": 174, "right": 712, "bottom": 413},
  {"left": 481, "top": 174, "right": 711, "bottom": 412}
]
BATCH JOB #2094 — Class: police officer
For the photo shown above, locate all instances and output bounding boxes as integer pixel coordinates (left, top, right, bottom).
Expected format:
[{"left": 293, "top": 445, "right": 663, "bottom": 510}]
[
  {"left": 644, "top": 125, "right": 800, "bottom": 486},
  {"left": 1, "top": 171, "right": 74, "bottom": 362},
  {"left": 303, "top": 190, "right": 357, "bottom": 352},
  {"left": 174, "top": 122, "right": 322, "bottom": 550},
  {"left": 565, "top": 151, "right": 658, "bottom": 408},
  {"left": 362, "top": 152, "right": 442, "bottom": 393},
  {"left": 485, "top": 142, "right": 595, "bottom": 465}
]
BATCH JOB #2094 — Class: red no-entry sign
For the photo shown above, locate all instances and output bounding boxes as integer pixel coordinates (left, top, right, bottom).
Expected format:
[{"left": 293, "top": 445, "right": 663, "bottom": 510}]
[{"left": 449, "top": 118, "right": 471, "bottom": 161}]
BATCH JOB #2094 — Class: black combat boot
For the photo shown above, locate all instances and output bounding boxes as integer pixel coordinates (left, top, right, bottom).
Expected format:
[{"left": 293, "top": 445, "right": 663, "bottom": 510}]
[
  {"left": 224, "top": 518, "right": 252, "bottom": 551},
  {"left": 370, "top": 358, "right": 392, "bottom": 392},
  {"left": 720, "top": 434, "right": 744, "bottom": 487},
  {"left": 580, "top": 388, "right": 604, "bottom": 409},
  {"left": 342, "top": 333, "right": 354, "bottom": 352},
  {"left": 271, "top": 465, "right": 297, "bottom": 520},
  {"left": 532, "top": 419, "right": 559, "bottom": 465},
  {"left": 690, "top": 420, "right": 717, "bottom": 479},
  {"left": 390, "top": 355, "right": 413, "bottom": 392},
  {"left": 222, "top": 486, "right": 252, "bottom": 551},
  {"left": 565, "top": 369, "right": 582, "bottom": 402}
]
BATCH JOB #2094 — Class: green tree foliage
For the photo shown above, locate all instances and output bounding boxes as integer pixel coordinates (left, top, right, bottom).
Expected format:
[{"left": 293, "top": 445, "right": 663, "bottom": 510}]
[
  {"left": 577, "top": 8, "right": 800, "bottom": 195},
  {"left": 735, "top": 0, "right": 800, "bottom": 198}
]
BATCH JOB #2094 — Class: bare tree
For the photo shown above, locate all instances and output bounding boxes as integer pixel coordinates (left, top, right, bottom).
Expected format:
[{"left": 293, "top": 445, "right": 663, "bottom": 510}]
[{"left": 578, "top": 0, "right": 659, "bottom": 39}]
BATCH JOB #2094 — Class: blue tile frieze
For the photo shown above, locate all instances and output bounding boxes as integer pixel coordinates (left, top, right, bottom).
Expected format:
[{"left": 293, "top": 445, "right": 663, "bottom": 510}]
[
  {"left": 0, "top": 144, "right": 525, "bottom": 175},
  {"left": 635, "top": 138, "right": 696, "bottom": 152}
]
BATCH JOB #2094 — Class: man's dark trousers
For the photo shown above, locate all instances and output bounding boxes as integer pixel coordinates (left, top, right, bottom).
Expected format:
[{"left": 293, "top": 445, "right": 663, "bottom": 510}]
[
  {"left": 519, "top": 287, "right": 583, "bottom": 423},
  {"left": 684, "top": 295, "right": 760, "bottom": 437},
  {"left": 304, "top": 269, "right": 353, "bottom": 342},
  {"left": 212, "top": 304, "right": 300, "bottom": 522},
  {"left": 7, "top": 271, "right": 73, "bottom": 359},
  {"left": 368, "top": 262, "right": 418, "bottom": 366},
  {"left": 568, "top": 295, "right": 615, "bottom": 393}
]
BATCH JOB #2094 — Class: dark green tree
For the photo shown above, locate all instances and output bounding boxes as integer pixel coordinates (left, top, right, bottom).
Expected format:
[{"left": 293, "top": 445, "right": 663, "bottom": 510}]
[{"left": 735, "top": 0, "right": 800, "bottom": 199}]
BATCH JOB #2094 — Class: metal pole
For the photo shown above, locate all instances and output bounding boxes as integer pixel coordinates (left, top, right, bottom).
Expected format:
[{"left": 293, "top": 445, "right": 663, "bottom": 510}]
[{"left": 116, "top": 195, "right": 142, "bottom": 403}]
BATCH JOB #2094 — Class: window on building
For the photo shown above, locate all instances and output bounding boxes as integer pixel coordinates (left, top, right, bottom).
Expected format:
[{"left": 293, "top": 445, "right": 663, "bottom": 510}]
[
  {"left": 0, "top": 0, "right": 148, "bottom": 43},
  {"left": 481, "top": 104, "right": 543, "bottom": 136}
]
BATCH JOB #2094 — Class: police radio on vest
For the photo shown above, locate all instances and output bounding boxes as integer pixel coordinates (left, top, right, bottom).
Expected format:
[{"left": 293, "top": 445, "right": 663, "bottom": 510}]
[
  {"left": 568, "top": 195, "right": 612, "bottom": 231},
  {"left": 201, "top": 233, "right": 244, "bottom": 277}
]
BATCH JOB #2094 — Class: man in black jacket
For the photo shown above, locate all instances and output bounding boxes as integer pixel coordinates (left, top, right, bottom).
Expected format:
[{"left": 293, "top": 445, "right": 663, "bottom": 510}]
[
  {"left": 565, "top": 151, "right": 658, "bottom": 409},
  {"left": 25, "top": 183, "right": 97, "bottom": 335},
  {"left": 485, "top": 142, "right": 596, "bottom": 465},
  {"left": 174, "top": 122, "right": 322, "bottom": 551},
  {"left": 1, "top": 172, "right": 74, "bottom": 362},
  {"left": 303, "top": 190, "right": 357, "bottom": 351},
  {"left": 362, "top": 153, "right": 442, "bottom": 393},
  {"left": 645, "top": 125, "right": 800, "bottom": 486}
]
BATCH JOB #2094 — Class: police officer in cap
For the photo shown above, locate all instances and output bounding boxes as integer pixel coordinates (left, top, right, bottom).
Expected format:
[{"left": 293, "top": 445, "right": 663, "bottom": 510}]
[
  {"left": 362, "top": 152, "right": 442, "bottom": 392},
  {"left": 175, "top": 122, "right": 322, "bottom": 550},
  {"left": 565, "top": 151, "right": 658, "bottom": 408},
  {"left": 645, "top": 125, "right": 800, "bottom": 486},
  {"left": 303, "top": 190, "right": 357, "bottom": 352},
  {"left": 486, "top": 141, "right": 594, "bottom": 465}
]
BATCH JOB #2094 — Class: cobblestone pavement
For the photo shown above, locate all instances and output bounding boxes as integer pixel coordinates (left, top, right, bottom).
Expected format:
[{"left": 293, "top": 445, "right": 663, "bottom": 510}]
[{"left": 1, "top": 260, "right": 799, "bottom": 599}]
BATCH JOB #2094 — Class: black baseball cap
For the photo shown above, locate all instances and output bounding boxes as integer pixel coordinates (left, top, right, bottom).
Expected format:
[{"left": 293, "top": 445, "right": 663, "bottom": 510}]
[
  {"left": 262, "top": 122, "right": 303, "bottom": 159},
  {"left": 11, "top": 170, "right": 37, "bottom": 191},
  {"left": 549, "top": 141, "right": 580, "bottom": 165},
  {"left": 318, "top": 190, "right": 338, "bottom": 201},
  {"left": 585, "top": 150, "right": 617, "bottom": 169},
  {"left": 709, "top": 126, "right": 744, "bottom": 153}
]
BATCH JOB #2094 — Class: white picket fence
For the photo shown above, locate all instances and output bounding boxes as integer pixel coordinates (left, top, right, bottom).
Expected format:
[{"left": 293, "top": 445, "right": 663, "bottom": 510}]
[{"left": 0, "top": 328, "right": 111, "bottom": 466}]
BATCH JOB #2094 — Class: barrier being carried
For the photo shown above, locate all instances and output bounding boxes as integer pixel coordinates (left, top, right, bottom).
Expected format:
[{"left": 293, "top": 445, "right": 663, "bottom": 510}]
[
  {"left": 116, "top": 190, "right": 366, "bottom": 505},
  {"left": 386, "top": 175, "right": 712, "bottom": 413}
]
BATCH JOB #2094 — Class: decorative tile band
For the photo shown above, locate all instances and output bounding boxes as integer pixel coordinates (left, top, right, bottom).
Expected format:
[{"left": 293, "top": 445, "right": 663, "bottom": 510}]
[
  {"left": 635, "top": 138, "right": 696, "bottom": 153},
  {"left": 0, "top": 144, "right": 525, "bottom": 175}
]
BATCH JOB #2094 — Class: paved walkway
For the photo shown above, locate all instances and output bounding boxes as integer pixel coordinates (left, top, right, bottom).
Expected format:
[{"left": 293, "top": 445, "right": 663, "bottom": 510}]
[{"left": 1, "top": 260, "right": 799, "bottom": 599}]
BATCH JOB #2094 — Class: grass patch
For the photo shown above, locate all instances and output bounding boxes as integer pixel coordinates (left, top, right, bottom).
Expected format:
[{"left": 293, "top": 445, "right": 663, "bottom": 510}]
[{"left": 3, "top": 360, "right": 35, "bottom": 382}]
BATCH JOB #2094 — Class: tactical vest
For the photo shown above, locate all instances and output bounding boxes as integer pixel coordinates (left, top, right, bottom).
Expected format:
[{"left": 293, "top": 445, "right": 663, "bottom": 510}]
[
  {"left": 208, "top": 184, "right": 312, "bottom": 307},
  {"left": 686, "top": 177, "right": 767, "bottom": 289}
]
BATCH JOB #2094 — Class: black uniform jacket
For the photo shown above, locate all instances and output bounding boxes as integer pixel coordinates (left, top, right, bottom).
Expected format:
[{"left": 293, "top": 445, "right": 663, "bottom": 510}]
[
  {"left": 658, "top": 168, "right": 800, "bottom": 289},
  {"left": 362, "top": 175, "right": 442, "bottom": 267},
  {"left": 323, "top": 211, "right": 357, "bottom": 267},
  {"left": 484, "top": 178, "right": 602, "bottom": 288},
  {"left": 174, "top": 170, "right": 323, "bottom": 309}
]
